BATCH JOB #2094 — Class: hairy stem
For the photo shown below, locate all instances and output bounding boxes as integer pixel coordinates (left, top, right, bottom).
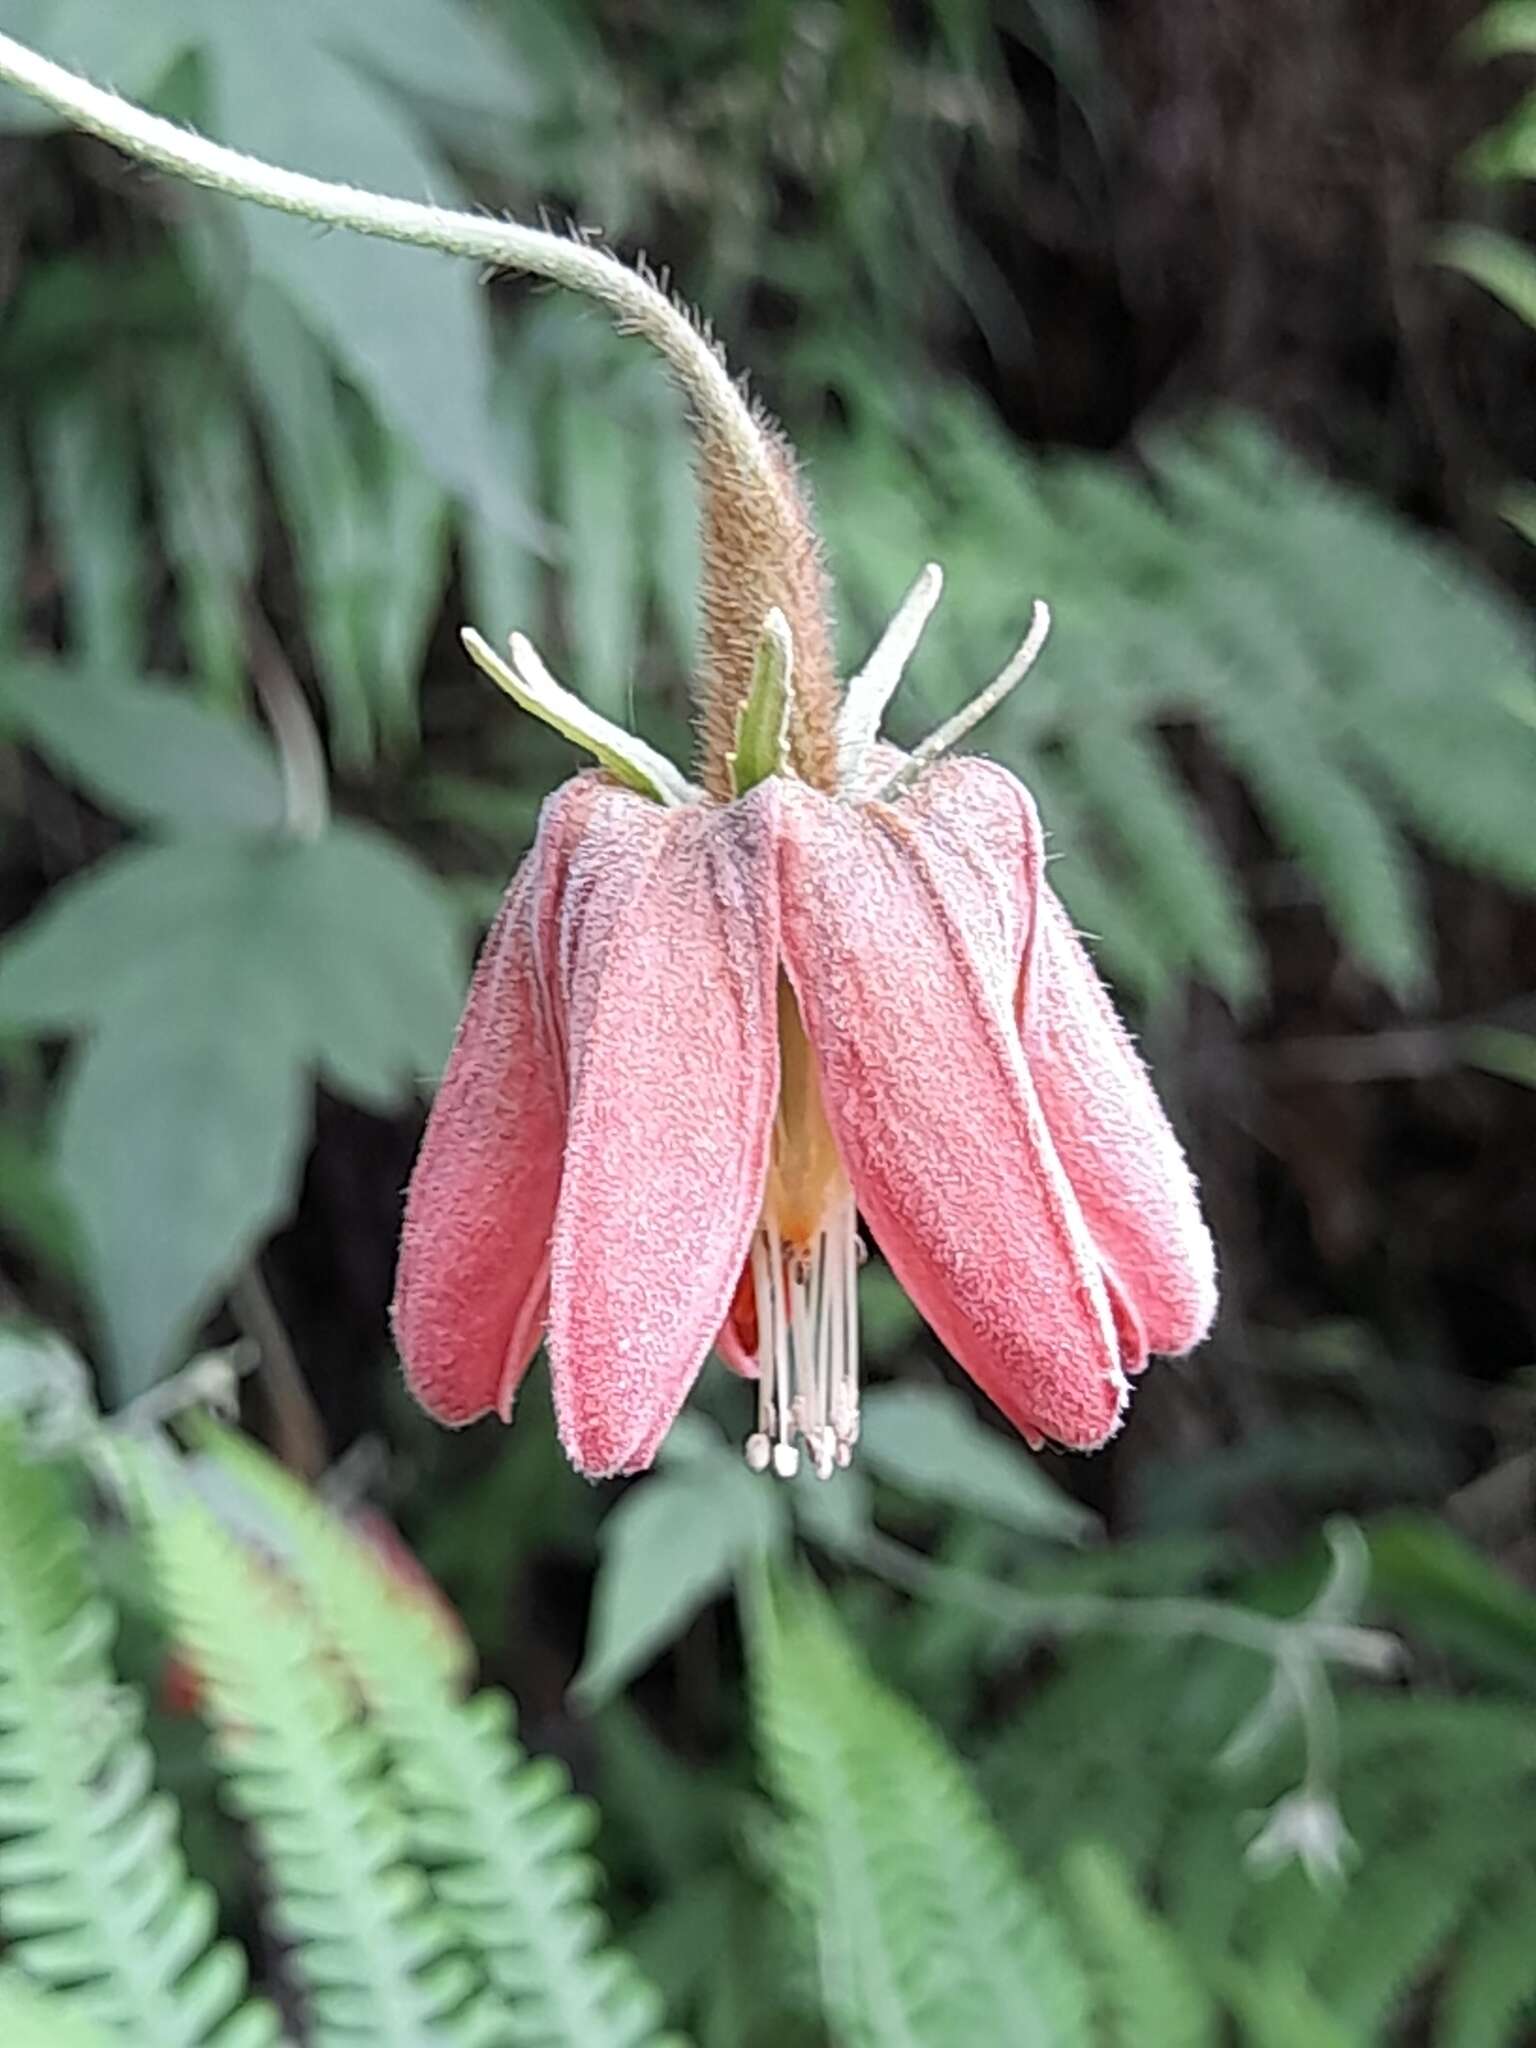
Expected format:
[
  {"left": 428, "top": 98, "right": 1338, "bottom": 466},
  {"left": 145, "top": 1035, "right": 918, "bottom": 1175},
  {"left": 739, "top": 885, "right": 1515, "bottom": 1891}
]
[{"left": 0, "top": 31, "right": 781, "bottom": 510}]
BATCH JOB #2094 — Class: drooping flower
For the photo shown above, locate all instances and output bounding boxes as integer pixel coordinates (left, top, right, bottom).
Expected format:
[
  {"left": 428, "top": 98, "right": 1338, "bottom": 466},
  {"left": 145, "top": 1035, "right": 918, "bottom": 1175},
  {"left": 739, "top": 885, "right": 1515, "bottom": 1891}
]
[{"left": 392, "top": 433, "right": 1216, "bottom": 1480}]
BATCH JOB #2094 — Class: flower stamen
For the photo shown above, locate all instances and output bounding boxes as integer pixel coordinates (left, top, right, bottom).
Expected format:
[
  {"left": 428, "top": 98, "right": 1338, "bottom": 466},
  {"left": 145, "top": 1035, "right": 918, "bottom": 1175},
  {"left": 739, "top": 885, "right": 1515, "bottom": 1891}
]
[
  {"left": 743, "top": 1194, "right": 861, "bottom": 1480},
  {"left": 743, "top": 980, "right": 861, "bottom": 1479}
]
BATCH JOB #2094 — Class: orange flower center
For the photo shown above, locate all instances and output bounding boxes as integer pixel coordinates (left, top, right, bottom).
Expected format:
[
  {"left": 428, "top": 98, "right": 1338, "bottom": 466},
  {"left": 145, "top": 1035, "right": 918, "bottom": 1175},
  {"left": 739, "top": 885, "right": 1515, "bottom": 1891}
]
[{"left": 743, "top": 981, "right": 861, "bottom": 1481}]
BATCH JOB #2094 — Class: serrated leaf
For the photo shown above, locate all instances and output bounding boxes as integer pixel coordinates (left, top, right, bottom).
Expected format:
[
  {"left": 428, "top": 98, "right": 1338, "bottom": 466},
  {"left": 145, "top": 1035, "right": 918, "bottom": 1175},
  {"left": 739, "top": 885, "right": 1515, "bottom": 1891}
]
[
  {"left": 0, "top": 1429, "right": 278, "bottom": 2043},
  {"left": 858, "top": 1384, "right": 1097, "bottom": 1544},
  {"left": 752, "top": 1575, "right": 1093, "bottom": 2047},
  {"left": 574, "top": 1443, "right": 787, "bottom": 1708},
  {"left": 0, "top": 663, "right": 286, "bottom": 834},
  {"left": 1067, "top": 710, "right": 1262, "bottom": 1006},
  {"left": 186, "top": 1423, "right": 681, "bottom": 2048},
  {"left": 0, "top": 824, "right": 461, "bottom": 1386},
  {"left": 1199, "top": 661, "right": 1428, "bottom": 998},
  {"left": 1061, "top": 1843, "right": 1218, "bottom": 2048},
  {"left": 129, "top": 1444, "right": 508, "bottom": 2046}
]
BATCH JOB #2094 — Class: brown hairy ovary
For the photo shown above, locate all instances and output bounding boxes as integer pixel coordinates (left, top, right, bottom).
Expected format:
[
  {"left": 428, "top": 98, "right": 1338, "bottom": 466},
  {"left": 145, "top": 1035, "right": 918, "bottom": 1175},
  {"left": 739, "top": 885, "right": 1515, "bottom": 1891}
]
[{"left": 696, "top": 423, "right": 841, "bottom": 798}]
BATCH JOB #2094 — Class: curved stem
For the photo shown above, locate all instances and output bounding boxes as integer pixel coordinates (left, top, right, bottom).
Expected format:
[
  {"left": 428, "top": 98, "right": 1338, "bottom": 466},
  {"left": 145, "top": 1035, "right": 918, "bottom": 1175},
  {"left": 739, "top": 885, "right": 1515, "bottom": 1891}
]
[
  {"left": 0, "top": 31, "right": 779, "bottom": 503},
  {"left": 246, "top": 607, "right": 330, "bottom": 841},
  {"left": 854, "top": 1528, "right": 1394, "bottom": 1672}
]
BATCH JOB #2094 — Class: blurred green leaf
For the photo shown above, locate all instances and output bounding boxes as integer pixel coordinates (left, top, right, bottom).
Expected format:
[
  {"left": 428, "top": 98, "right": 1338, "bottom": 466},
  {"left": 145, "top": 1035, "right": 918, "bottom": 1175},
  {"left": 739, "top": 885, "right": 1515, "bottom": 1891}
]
[
  {"left": 1462, "top": 0, "right": 1536, "bottom": 59},
  {"left": 647, "top": 388, "right": 702, "bottom": 674},
  {"left": 0, "top": 1130, "right": 80, "bottom": 1283},
  {"left": 169, "top": 2, "right": 535, "bottom": 543},
  {"left": 1435, "top": 1862, "right": 1536, "bottom": 2048},
  {"left": 554, "top": 387, "right": 645, "bottom": 720},
  {"left": 1218, "top": 1963, "right": 1357, "bottom": 2048},
  {"left": 0, "top": 417, "right": 24, "bottom": 647},
  {"left": 1501, "top": 485, "right": 1536, "bottom": 547},
  {"left": 306, "top": 0, "right": 538, "bottom": 125},
  {"left": 144, "top": 366, "right": 260, "bottom": 708},
  {"left": 0, "top": 662, "right": 285, "bottom": 834},
  {"left": 1060, "top": 1842, "right": 1219, "bottom": 2048},
  {"left": 32, "top": 386, "right": 144, "bottom": 674},
  {"left": 1460, "top": 1024, "right": 1536, "bottom": 1086},
  {"left": 858, "top": 1384, "right": 1098, "bottom": 1543},
  {"left": 1438, "top": 225, "right": 1536, "bottom": 328},
  {"left": 1465, "top": 100, "right": 1536, "bottom": 183},
  {"left": 0, "top": 1, "right": 194, "bottom": 130},
  {"left": 1367, "top": 1514, "right": 1536, "bottom": 1691},
  {"left": 0, "top": 1973, "right": 118, "bottom": 2048},
  {"left": 232, "top": 283, "right": 377, "bottom": 763},
  {"left": 0, "top": 825, "right": 462, "bottom": 1387},
  {"left": 0, "top": 1321, "right": 93, "bottom": 1439},
  {"left": 463, "top": 349, "right": 544, "bottom": 653},
  {"left": 575, "top": 1426, "right": 787, "bottom": 1707},
  {"left": 57, "top": 978, "right": 310, "bottom": 1401}
]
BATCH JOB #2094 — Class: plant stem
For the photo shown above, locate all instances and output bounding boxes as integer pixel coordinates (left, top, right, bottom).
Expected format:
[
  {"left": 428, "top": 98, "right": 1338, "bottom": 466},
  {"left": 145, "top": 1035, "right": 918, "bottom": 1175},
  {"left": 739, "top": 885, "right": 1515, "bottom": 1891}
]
[
  {"left": 0, "top": 31, "right": 781, "bottom": 506},
  {"left": 854, "top": 1528, "right": 1395, "bottom": 1672}
]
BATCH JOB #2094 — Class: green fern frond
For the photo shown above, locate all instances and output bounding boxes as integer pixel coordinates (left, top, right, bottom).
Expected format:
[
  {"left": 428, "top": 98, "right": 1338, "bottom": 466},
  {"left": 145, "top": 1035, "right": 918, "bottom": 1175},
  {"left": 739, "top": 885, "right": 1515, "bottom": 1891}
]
[
  {"left": 750, "top": 1572, "right": 1092, "bottom": 2048},
  {"left": 0, "top": 1967, "right": 120, "bottom": 2048},
  {"left": 1436, "top": 1864, "right": 1536, "bottom": 2048},
  {"left": 1218, "top": 1963, "right": 1356, "bottom": 2048},
  {"left": 1307, "top": 1792, "right": 1536, "bottom": 2035},
  {"left": 819, "top": 400, "right": 1536, "bottom": 1002},
  {"left": 0, "top": 1425, "right": 278, "bottom": 2047},
  {"left": 186, "top": 1424, "right": 682, "bottom": 2048},
  {"left": 1064, "top": 702, "right": 1262, "bottom": 1004},
  {"left": 1058, "top": 1842, "right": 1219, "bottom": 2048},
  {"left": 131, "top": 1448, "right": 509, "bottom": 2048}
]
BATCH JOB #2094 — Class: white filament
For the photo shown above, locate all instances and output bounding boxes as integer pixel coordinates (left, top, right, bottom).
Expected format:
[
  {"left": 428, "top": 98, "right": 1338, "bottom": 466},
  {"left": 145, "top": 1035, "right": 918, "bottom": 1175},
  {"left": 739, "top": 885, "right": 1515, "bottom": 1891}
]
[{"left": 743, "top": 1195, "right": 861, "bottom": 1481}]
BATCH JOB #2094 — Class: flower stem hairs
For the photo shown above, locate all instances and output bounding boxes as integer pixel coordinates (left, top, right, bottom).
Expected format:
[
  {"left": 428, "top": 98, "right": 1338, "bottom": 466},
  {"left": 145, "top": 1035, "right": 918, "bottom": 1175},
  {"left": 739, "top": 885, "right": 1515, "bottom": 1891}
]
[{"left": 0, "top": 29, "right": 1218, "bottom": 1480}]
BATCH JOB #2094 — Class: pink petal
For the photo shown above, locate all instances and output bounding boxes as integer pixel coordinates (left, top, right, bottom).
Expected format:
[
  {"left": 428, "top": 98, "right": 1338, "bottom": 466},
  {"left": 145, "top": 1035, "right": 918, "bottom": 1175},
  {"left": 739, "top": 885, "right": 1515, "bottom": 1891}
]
[
  {"left": 1023, "top": 889, "right": 1218, "bottom": 1358},
  {"left": 548, "top": 785, "right": 780, "bottom": 1476},
  {"left": 392, "top": 779, "right": 596, "bottom": 1424},
  {"left": 777, "top": 760, "right": 1128, "bottom": 1450}
]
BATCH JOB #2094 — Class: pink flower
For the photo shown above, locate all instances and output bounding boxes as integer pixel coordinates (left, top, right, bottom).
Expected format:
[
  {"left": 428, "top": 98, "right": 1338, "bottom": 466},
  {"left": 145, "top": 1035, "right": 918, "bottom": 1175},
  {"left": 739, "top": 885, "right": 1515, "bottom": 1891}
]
[{"left": 391, "top": 585, "right": 1216, "bottom": 1480}]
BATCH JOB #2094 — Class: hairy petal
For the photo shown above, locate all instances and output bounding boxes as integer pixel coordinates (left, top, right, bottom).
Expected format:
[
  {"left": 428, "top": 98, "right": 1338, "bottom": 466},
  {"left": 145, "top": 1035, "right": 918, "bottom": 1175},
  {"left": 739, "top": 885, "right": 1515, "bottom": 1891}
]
[
  {"left": 392, "top": 779, "right": 597, "bottom": 1424},
  {"left": 549, "top": 785, "right": 780, "bottom": 1476},
  {"left": 778, "top": 761, "right": 1128, "bottom": 1450},
  {"left": 1023, "top": 889, "right": 1218, "bottom": 1357}
]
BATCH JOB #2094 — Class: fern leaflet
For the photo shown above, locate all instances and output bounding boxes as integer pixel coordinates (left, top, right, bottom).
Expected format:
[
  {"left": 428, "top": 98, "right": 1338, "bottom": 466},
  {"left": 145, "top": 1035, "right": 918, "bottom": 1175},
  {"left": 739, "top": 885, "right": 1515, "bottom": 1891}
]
[
  {"left": 132, "top": 1446, "right": 510, "bottom": 2048},
  {"left": 187, "top": 1424, "right": 683, "bottom": 2048},
  {"left": 751, "top": 1572, "right": 1092, "bottom": 2048},
  {"left": 0, "top": 1425, "right": 278, "bottom": 2047}
]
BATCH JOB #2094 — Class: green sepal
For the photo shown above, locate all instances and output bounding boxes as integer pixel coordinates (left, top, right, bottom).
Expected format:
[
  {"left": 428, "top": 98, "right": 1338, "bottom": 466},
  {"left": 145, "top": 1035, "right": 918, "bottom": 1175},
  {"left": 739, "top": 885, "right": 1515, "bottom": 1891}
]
[
  {"left": 461, "top": 627, "right": 694, "bottom": 806},
  {"left": 728, "top": 608, "right": 794, "bottom": 796}
]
